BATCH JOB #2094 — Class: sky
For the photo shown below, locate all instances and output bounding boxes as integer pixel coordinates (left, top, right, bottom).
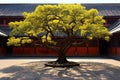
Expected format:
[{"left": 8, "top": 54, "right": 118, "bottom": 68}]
[{"left": 0, "top": 0, "right": 120, "bottom": 4}]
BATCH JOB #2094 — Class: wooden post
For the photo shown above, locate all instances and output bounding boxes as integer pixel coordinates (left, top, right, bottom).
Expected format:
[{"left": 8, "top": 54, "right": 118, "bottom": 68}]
[
  {"left": 86, "top": 42, "right": 89, "bottom": 56},
  {"left": 3, "top": 19, "right": 6, "bottom": 26}
]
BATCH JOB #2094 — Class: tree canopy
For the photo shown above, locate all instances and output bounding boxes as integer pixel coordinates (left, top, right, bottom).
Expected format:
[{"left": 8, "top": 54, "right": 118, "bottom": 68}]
[{"left": 7, "top": 4, "right": 111, "bottom": 47}]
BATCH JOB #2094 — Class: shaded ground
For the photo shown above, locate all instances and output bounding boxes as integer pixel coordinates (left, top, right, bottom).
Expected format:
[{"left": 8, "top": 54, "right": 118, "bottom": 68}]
[{"left": 0, "top": 61, "right": 120, "bottom": 80}]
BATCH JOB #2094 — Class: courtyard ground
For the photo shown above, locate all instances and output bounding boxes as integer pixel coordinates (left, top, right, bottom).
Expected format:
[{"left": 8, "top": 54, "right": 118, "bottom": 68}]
[{"left": 0, "top": 57, "right": 120, "bottom": 80}]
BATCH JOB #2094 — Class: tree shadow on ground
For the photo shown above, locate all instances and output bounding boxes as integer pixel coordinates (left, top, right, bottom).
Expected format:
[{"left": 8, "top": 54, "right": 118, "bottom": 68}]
[{"left": 0, "top": 62, "right": 120, "bottom": 80}]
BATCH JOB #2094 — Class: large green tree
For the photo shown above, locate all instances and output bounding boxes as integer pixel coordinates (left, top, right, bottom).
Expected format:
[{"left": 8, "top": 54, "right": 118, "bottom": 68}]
[{"left": 7, "top": 4, "right": 111, "bottom": 66}]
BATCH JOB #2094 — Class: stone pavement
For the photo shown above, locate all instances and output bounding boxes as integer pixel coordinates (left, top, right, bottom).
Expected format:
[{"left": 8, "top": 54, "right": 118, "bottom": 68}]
[{"left": 0, "top": 57, "right": 120, "bottom": 80}]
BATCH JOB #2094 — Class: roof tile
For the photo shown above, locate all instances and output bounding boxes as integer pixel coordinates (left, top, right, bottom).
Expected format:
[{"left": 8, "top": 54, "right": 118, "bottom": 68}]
[{"left": 0, "top": 4, "right": 119, "bottom": 16}]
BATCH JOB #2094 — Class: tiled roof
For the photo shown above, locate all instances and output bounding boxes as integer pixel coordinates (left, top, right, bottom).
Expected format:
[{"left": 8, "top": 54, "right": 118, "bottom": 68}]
[
  {"left": 0, "top": 26, "right": 12, "bottom": 36},
  {"left": 83, "top": 4, "right": 120, "bottom": 16},
  {"left": 0, "top": 32, "right": 7, "bottom": 36},
  {"left": 0, "top": 4, "right": 119, "bottom": 17},
  {"left": 0, "top": 4, "right": 37, "bottom": 16},
  {"left": 0, "top": 4, "right": 120, "bottom": 35},
  {"left": 109, "top": 19, "right": 120, "bottom": 34}
]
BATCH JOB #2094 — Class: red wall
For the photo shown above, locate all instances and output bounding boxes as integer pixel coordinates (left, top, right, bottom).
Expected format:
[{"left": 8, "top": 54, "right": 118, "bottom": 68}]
[
  {"left": 117, "top": 48, "right": 120, "bottom": 56},
  {"left": 36, "top": 47, "right": 47, "bottom": 56},
  {"left": 108, "top": 47, "right": 118, "bottom": 56},
  {"left": 13, "top": 47, "right": 23, "bottom": 56},
  {"left": 77, "top": 47, "right": 87, "bottom": 56},
  {"left": 12, "top": 46, "right": 99, "bottom": 57},
  {"left": 13, "top": 47, "right": 58, "bottom": 56},
  {"left": 24, "top": 47, "right": 36, "bottom": 56},
  {"left": 88, "top": 47, "right": 99, "bottom": 56},
  {"left": 66, "top": 47, "right": 76, "bottom": 56},
  {"left": 48, "top": 49, "right": 58, "bottom": 56},
  {"left": 0, "top": 48, "right": 6, "bottom": 56}
]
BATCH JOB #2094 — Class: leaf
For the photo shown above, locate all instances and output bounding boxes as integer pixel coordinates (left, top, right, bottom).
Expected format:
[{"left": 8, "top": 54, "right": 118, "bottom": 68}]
[{"left": 7, "top": 4, "right": 111, "bottom": 46}]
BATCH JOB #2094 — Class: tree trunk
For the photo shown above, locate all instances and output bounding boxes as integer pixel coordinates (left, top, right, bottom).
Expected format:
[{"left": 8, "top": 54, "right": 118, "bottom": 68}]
[
  {"left": 45, "top": 38, "right": 81, "bottom": 67},
  {"left": 56, "top": 38, "right": 72, "bottom": 64},
  {"left": 56, "top": 51, "right": 68, "bottom": 64}
]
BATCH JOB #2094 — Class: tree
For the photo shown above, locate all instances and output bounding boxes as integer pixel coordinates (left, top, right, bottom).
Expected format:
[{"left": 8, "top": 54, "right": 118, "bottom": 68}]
[{"left": 7, "top": 4, "right": 111, "bottom": 67}]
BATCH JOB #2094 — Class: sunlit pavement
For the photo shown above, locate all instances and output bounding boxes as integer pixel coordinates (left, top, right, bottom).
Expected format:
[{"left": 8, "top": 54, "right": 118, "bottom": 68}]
[
  {"left": 0, "top": 57, "right": 120, "bottom": 69},
  {"left": 0, "top": 57, "right": 120, "bottom": 80}
]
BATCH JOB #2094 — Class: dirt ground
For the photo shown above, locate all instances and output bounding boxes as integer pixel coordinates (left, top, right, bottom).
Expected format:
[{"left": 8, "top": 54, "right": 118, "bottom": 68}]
[{"left": 0, "top": 58, "right": 120, "bottom": 80}]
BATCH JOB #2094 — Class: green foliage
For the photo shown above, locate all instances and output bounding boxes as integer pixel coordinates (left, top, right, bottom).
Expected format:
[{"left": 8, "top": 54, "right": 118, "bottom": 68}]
[
  {"left": 7, "top": 37, "right": 32, "bottom": 46},
  {"left": 7, "top": 4, "right": 111, "bottom": 46}
]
